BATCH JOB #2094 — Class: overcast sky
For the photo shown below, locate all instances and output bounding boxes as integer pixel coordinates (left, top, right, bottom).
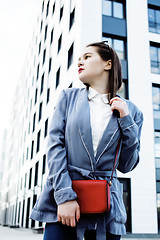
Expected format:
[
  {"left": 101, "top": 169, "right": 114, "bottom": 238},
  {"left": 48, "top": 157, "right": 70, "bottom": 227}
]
[{"left": 0, "top": 0, "right": 41, "bottom": 153}]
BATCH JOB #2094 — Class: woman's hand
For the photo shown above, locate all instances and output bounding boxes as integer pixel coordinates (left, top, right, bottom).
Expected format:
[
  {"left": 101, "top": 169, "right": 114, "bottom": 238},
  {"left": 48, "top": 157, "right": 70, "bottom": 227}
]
[
  {"left": 58, "top": 200, "right": 80, "bottom": 227},
  {"left": 110, "top": 97, "right": 129, "bottom": 118}
]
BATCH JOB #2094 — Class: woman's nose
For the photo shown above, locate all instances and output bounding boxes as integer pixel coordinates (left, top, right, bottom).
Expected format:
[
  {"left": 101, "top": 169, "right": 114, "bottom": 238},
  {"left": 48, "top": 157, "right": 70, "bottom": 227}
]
[{"left": 78, "top": 59, "right": 84, "bottom": 67}]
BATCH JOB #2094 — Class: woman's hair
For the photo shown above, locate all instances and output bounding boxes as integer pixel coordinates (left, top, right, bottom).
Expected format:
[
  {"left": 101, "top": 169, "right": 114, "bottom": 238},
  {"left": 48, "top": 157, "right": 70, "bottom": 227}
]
[{"left": 86, "top": 41, "right": 123, "bottom": 102}]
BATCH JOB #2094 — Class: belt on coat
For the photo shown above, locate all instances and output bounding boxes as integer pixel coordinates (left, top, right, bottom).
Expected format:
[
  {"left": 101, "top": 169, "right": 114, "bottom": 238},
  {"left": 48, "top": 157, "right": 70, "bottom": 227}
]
[{"left": 68, "top": 164, "right": 117, "bottom": 179}]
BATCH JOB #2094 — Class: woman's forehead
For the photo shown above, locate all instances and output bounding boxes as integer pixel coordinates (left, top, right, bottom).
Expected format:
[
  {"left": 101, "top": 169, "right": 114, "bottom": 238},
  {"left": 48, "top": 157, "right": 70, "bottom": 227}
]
[{"left": 79, "top": 46, "right": 97, "bottom": 59}]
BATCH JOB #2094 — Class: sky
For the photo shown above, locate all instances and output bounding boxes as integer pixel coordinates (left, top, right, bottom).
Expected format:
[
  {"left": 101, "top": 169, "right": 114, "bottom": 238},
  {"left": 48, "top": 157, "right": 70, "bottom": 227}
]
[{"left": 0, "top": 0, "right": 41, "bottom": 153}]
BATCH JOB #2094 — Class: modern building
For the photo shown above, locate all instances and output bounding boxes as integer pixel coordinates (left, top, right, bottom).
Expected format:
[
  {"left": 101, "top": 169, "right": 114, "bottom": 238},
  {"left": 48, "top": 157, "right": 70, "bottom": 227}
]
[{"left": 0, "top": 0, "right": 160, "bottom": 235}]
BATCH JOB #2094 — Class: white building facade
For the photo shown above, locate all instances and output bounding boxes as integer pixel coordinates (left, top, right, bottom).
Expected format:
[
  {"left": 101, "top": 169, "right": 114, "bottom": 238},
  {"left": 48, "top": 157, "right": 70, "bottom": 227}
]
[{"left": 0, "top": 0, "right": 160, "bottom": 235}]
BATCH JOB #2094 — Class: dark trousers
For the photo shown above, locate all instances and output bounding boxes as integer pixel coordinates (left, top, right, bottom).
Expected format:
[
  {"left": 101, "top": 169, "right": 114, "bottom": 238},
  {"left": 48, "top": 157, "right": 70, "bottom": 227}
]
[{"left": 43, "top": 222, "right": 121, "bottom": 240}]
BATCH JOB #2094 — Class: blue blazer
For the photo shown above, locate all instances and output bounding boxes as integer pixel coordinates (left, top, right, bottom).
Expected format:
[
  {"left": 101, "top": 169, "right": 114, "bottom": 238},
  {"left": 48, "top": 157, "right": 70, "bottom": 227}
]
[{"left": 30, "top": 87, "right": 143, "bottom": 238}]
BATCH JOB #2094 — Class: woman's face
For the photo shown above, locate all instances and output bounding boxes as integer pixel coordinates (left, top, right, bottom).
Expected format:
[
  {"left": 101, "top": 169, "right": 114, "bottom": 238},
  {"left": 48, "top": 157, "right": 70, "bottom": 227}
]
[{"left": 78, "top": 46, "right": 108, "bottom": 85}]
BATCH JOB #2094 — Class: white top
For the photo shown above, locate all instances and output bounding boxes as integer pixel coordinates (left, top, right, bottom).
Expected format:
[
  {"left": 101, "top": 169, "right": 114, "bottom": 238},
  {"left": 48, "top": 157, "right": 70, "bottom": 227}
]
[{"left": 88, "top": 86, "right": 112, "bottom": 157}]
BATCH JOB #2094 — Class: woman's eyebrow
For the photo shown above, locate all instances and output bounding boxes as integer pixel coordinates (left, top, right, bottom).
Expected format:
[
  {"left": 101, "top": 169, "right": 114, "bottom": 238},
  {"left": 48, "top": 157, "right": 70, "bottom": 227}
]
[{"left": 78, "top": 52, "right": 93, "bottom": 61}]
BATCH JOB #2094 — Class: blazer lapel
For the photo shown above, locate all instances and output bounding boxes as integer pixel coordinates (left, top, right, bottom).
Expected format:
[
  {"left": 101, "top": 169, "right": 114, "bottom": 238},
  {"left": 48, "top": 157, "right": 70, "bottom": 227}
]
[
  {"left": 76, "top": 88, "right": 96, "bottom": 170},
  {"left": 95, "top": 109, "right": 120, "bottom": 163}
]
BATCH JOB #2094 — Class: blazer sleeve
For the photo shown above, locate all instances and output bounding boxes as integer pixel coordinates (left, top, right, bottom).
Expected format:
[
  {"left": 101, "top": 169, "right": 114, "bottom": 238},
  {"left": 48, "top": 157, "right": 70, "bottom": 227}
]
[
  {"left": 117, "top": 109, "right": 144, "bottom": 173},
  {"left": 47, "top": 90, "right": 77, "bottom": 205}
]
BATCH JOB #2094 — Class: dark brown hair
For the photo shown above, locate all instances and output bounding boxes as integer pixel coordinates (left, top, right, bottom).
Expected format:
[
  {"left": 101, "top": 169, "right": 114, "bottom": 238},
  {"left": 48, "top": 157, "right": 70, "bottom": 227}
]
[{"left": 86, "top": 41, "right": 122, "bottom": 102}]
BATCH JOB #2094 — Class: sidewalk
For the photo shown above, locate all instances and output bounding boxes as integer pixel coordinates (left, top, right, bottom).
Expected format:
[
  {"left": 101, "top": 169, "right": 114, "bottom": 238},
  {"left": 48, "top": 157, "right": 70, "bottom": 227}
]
[{"left": 0, "top": 225, "right": 160, "bottom": 240}]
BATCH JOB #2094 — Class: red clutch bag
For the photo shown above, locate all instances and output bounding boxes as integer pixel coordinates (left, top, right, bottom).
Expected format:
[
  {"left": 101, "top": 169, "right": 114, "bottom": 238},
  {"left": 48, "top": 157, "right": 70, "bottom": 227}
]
[
  {"left": 72, "top": 179, "right": 110, "bottom": 214},
  {"left": 72, "top": 140, "right": 120, "bottom": 214}
]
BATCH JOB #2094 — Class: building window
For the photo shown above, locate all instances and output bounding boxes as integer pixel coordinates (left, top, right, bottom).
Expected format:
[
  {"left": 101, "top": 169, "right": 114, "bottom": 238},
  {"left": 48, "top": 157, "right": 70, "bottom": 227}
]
[
  {"left": 69, "top": 83, "right": 73, "bottom": 88},
  {"left": 41, "top": 73, "right": 44, "bottom": 94},
  {"left": 56, "top": 67, "right": 60, "bottom": 88},
  {"left": 30, "top": 99, "right": 32, "bottom": 111},
  {"left": 34, "top": 162, "right": 39, "bottom": 186},
  {"left": 42, "top": 1, "right": 44, "bottom": 12},
  {"left": 69, "top": 8, "right": 75, "bottom": 30},
  {"left": 36, "top": 130, "right": 41, "bottom": 153},
  {"left": 42, "top": 154, "right": 46, "bottom": 175},
  {"left": 47, "top": 88, "right": 50, "bottom": 104},
  {"left": 29, "top": 168, "right": 32, "bottom": 189},
  {"left": 40, "top": 20, "right": 43, "bottom": 32},
  {"left": 37, "top": 64, "right": 39, "bottom": 80},
  {"left": 102, "top": 0, "right": 125, "bottom": 19},
  {"left": 43, "top": 49, "right": 46, "bottom": 64},
  {"left": 152, "top": 84, "right": 160, "bottom": 232},
  {"left": 31, "top": 140, "right": 34, "bottom": 160},
  {"left": 118, "top": 80, "right": 128, "bottom": 99},
  {"left": 52, "top": 3, "right": 55, "bottom": 15},
  {"left": 68, "top": 43, "right": 74, "bottom": 69},
  {"left": 50, "top": 28, "right": 54, "bottom": 44},
  {"left": 35, "top": 88, "right": 38, "bottom": 104},
  {"left": 39, "top": 41, "right": 41, "bottom": 55},
  {"left": 58, "top": 34, "right": 62, "bottom": 53},
  {"left": 49, "top": 58, "right": 52, "bottom": 73},
  {"left": 44, "top": 25, "right": 48, "bottom": 41},
  {"left": 26, "top": 147, "right": 29, "bottom": 160},
  {"left": 39, "top": 102, "right": 43, "bottom": 122},
  {"left": 60, "top": 5, "right": 64, "bottom": 21},
  {"left": 28, "top": 122, "right": 30, "bottom": 134},
  {"left": 33, "top": 113, "right": 36, "bottom": 132},
  {"left": 148, "top": 5, "right": 160, "bottom": 34},
  {"left": 150, "top": 43, "right": 160, "bottom": 74},
  {"left": 46, "top": 1, "right": 50, "bottom": 17},
  {"left": 102, "top": 35, "right": 126, "bottom": 60},
  {"left": 44, "top": 119, "right": 48, "bottom": 137},
  {"left": 152, "top": 84, "right": 160, "bottom": 131}
]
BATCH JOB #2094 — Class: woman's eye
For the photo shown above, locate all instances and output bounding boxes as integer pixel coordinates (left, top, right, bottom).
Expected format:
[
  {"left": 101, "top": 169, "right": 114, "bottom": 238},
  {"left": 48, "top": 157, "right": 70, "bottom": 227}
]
[{"left": 85, "top": 55, "right": 90, "bottom": 59}]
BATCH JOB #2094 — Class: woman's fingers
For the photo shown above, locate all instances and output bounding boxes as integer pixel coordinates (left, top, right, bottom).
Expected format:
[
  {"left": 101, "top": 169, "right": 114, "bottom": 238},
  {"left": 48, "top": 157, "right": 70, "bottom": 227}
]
[{"left": 76, "top": 205, "right": 80, "bottom": 222}]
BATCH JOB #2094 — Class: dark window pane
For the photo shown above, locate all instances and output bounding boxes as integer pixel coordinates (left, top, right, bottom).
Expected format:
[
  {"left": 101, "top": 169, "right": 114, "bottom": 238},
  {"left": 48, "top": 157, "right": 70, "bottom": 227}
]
[
  {"left": 52, "top": 3, "right": 55, "bottom": 15},
  {"left": 34, "top": 162, "right": 39, "bottom": 186},
  {"left": 33, "top": 113, "right": 36, "bottom": 132},
  {"left": 46, "top": 1, "right": 49, "bottom": 17},
  {"left": 44, "top": 119, "right": 48, "bottom": 137},
  {"left": 60, "top": 6, "right": 63, "bottom": 21},
  {"left": 39, "top": 102, "right": 43, "bottom": 121},
  {"left": 69, "top": 8, "right": 75, "bottom": 30},
  {"left": 47, "top": 88, "right": 50, "bottom": 104},
  {"left": 42, "top": 154, "right": 46, "bottom": 175},
  {"left": 37, "top": 64, "right": 39, "bottom": 80},
  {"left": 41, "top": 73, "right": 44, "bottom": 94},
  {"left": 68, "top": 43, "right": 74, "bottom": 69},
  {"left": 31, "top": 141, "right": 34, "bottom": 160},
  {"left": 36, "top": 130, "right": 41, "bottom": 153},
  {"left": 43, "top": 49, "right": 46, "bottom": 64},
  {"left": 49, "top": 58, "right": 52, "bottom": 73},
  {"left": 50, "top": 28, "right": 54, "bottom": 44},
  {"left": 29, "top": 168, "right": 32, "bottom": 189},
  {"left": 56, "top": 68, "right": 60, "bottom": 88},
  {"left": 44, "top": 25, "right": 48, "bottom": 41},
  {"left": 58, "top": 34, "right": 62, "bottom": 53}
]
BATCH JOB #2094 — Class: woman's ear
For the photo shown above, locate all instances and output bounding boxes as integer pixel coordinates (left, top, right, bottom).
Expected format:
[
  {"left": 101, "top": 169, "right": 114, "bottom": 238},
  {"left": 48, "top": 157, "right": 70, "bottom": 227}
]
[{"left": 104, "top": 59, "right": 112, "bottom": 71}]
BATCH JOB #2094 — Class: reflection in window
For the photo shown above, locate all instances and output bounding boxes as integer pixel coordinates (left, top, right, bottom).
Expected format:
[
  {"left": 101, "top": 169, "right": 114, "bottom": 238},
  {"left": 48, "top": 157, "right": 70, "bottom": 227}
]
[
  {"left": 102, "top": 0, "right": 125, "bottom": 19},
  {"left": 148, "top": 7, "right": 160, "bottom": 34},
  {"left": 117, "top": 81, "right": 128, "bottom": 99},
  {"left": 150, "top": 44, "right": 160, "bottom": 74},
  {"left": 102, "top": 36, "right": 125, "bottom": 60},
  {"left": 152, "top": 85, "right": 160, "bottom": 130}
]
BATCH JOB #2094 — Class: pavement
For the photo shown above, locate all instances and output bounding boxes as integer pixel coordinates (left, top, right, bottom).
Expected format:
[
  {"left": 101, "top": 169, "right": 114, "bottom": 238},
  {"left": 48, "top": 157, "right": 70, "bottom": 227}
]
[{"left": 0, "top": 225, "right": 160, "bottom": 240}]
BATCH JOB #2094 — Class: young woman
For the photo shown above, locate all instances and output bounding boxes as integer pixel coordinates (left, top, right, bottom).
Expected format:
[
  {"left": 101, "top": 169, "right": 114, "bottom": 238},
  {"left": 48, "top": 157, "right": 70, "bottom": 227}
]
[{"left": 30, "top": 41, "right": 143, "bottom": 240}]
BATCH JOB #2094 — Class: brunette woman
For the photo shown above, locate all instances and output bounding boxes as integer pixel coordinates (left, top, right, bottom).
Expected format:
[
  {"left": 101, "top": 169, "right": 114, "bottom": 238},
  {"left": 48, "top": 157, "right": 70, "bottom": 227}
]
[{"left": 30, "top": 41, "right": 143, "bottom": 240}]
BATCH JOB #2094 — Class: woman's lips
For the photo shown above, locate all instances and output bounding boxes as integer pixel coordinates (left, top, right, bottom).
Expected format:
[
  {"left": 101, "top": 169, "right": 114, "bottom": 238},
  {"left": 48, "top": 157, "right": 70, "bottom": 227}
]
[{"left": 78, "top": 68, "right": 84, "bottom": 74}]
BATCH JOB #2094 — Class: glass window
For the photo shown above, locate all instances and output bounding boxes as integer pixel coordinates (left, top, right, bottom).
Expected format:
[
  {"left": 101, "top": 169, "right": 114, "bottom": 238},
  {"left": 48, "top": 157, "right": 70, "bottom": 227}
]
[
  {"left": 155, "top": 132, "right": 160, "bottom": 158},
  {"left": 103, "top": 0, "right": 112, "bottom": 16},
  {"left": 114, "top": 39, "right": 124, "bottom": 59},
  {"left": 102, "top": 0, "right": 125, "bottom": 19},
  {"left": 113, "top": 1, "right": 123, "bottom": 19},
  {"left": 102, "top": 36, "right": 125, "bottom": 60},
  {"left": 148, "top": 7, "right": 160, "bottom": 34},
  {"left": 150, "top": 45, "right": 160, "bottom": 74}
]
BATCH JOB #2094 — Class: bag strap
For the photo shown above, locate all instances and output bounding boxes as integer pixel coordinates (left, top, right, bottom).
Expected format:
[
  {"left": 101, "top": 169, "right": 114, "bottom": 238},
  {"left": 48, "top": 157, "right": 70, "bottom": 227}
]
[{"left": 109, "top": 139, "right": 121, "bottom": 186}]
